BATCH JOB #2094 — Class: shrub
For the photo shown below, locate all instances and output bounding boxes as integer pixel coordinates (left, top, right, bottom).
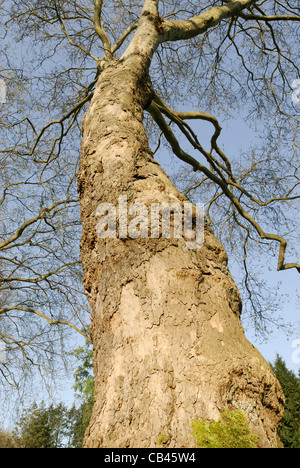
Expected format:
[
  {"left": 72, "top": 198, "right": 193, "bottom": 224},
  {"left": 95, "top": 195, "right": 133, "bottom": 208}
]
[{"left": 191, "top": 409, "right": 259, "bottom": 448}]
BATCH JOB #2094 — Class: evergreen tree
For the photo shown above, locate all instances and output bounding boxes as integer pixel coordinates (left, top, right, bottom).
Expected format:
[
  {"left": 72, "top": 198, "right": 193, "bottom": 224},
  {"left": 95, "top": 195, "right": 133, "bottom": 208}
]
[
  {"left": 67, "top": 404, "right": 91, "bottom": 449},
  {"left": 271, "top": 355, "right": 300, "bottom": 448},
  {"left": 69, "top": 341, "right": 95, "bottom": 448},
  {"left": 14, "top": 402, "right": 69, "bottom": 448},
  {"left": 11, "top": 344, "right": 94, "bottom": 448},
  {"left": 72, "top": 342, "right": 95, "bottom": 408},
  {"left": 0, "top": 428, "right": 16, "bottom": 448},
  {"left": 12, "top": 400, "right": 93, "bottom": 448}
]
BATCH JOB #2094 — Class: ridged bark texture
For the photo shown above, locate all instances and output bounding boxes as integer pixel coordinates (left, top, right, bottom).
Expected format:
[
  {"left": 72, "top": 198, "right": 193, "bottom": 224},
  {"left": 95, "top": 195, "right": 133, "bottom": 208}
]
[{"left": 78, "top": 59, "right": 284, "bottom": 448}]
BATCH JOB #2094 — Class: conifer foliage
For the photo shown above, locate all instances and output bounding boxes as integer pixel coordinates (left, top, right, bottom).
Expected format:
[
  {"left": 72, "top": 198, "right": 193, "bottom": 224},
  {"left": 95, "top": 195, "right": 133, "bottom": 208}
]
[{"left": 271, "top": 355, "right": 300, "bottom": 448}]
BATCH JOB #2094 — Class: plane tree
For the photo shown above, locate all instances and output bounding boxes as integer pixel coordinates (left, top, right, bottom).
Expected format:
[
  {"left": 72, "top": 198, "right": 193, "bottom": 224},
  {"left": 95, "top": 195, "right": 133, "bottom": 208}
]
[{"left": 1, "top": 0, "right": 299, "bottom": 447}]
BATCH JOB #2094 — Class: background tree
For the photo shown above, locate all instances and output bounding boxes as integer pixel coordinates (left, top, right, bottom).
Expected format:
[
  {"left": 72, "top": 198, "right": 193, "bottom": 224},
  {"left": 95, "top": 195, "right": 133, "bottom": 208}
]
[
  {"left": 10, "top": 344, "right": 94, "bottom": 448},
  {"left": 0, "top": 0, "right": 91, "bottom": 398},
  {"left": 13, "top": 401, "right": 69, "bottom": 448},
  {"left": 68, "top": 342, "right": 94, "bottom": 448},
  {"left": 271, "top": 355, "right": 300, "bottom": 448},
  {"left": 0, "top": 428, "right": 16, "bottom": 448},
  {"left": 0, "top": 0, "right": 299, "bottom": 448}
]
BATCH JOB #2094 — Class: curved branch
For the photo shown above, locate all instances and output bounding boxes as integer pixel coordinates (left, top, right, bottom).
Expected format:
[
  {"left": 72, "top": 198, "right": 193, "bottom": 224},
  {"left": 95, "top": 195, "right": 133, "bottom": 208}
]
[
  {"left": 94, "top": 0, "right": 112, "bottom": 59},
  {"left": 152, "top": 93, "right": 235, "bottom": 181},
  {"left": 0, "top": 305, "right": 90, "bottom": 341},
  {"left": 240, "top": 13, "right": 300, "bottom": 22},
  {"left": 153, "top": 93, "right": 222, "bottom": 147},
  {"left": 162, "top": 0, "right": 256, "bottom": 42},
  {"left": 152, "top": 93, "right": 300, "bottom": 207},
  {"left": 30, "top": 86, "right": 95, "bottom": 160},
  {"left": 0, "top": 199, "right": 78, "bottom": 251},
  {"left": 55, "top": 5, "right": 99, "bottom": 61},
  {"left": 111, "top": 23, "right": 138, "bottom": 54},
  {"left": 148, "top": 100, "right": 300, "bottom": 273}
]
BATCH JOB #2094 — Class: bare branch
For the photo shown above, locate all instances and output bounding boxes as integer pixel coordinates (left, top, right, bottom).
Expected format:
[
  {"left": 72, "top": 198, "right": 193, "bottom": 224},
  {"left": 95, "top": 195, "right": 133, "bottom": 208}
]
[
  {"left": 148, "top": 99, "right": 300, "bottom": 274},
  {"left": 0, "top": 305, "right": 90, "bottom": 341},
  {"left": 142, "top": 0, "right": 160, "bottom": 16},
  {"left": 0, "top": 199, "right": 77, "bottom": 251},
  {"left": 54, "top": 5, "right": 99, "bottom": 62},
  {"left": 162, "top": 0, "right": 257, "bottom": 42},
  {"left": 111, "top": 23, "right": 138, "bottom": 55},
  {"left": 94, "top": 0, "right": 112, "bottom": 59},
  {"left": 240, "top": 13, "right": 300, "bottom": 21}
]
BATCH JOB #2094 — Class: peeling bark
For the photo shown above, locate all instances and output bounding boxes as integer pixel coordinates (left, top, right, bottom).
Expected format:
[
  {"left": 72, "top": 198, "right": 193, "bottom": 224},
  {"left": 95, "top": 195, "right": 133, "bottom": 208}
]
[{"left": 78, "top": 58, "right": 284, "bottom": 448}]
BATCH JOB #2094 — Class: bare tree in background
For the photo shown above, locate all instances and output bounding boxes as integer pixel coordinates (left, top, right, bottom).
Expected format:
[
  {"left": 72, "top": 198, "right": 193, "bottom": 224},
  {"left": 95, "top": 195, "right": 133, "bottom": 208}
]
[
  {"left": 1, "top": 0, "right": 299, "bottom": 447},
  {"left": 0, "top": 0, "right": 91, "bottom": 396}
]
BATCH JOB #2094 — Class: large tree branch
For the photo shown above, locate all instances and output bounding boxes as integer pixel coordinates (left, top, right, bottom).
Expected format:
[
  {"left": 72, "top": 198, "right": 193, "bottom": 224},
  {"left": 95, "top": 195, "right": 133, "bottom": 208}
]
[
  {"left": 0, "top": 305, "right": 90, "bottom": 340},
  {"left": 94, "top": 0, "right": 112, "bottom": 59},
  {"left": 240, "top": 13, "right": 300, "bottom": 21},
  {"left": 148, "top": 100, "right": 300, "bottom": 273},
  {"left": 162, "top": 0, "right": 257, "bottom": 42},
  {"left": 111, "top": 23, "right": 138, "bottom": 55},
  {"left": 142, "top": 0, "right": 159, "bottom": 16},
  {"left": 152, "top": 94, "right": 300, "bottom": 207},
  {"left": 0, "top": 199, "right": 78, "bottom": 251}
]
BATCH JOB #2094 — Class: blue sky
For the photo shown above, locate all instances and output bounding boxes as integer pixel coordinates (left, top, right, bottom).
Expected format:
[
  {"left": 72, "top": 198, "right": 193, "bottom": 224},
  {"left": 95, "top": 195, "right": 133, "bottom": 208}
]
[{"left": 245, "top": 267, "right": 299, "bottom": 373}]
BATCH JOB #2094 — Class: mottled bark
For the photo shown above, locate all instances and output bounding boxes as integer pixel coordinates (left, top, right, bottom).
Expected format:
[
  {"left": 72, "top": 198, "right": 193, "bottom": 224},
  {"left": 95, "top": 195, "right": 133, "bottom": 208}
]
[{"left": 78, "top": 57, "right": 284, "bottom": 448}]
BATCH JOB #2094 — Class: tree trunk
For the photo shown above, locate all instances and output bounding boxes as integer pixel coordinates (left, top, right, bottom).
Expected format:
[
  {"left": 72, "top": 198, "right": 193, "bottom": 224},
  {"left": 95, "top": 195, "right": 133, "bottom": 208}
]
[{"left": 78, "top": 57, "right": 284, "bottom": 448}]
